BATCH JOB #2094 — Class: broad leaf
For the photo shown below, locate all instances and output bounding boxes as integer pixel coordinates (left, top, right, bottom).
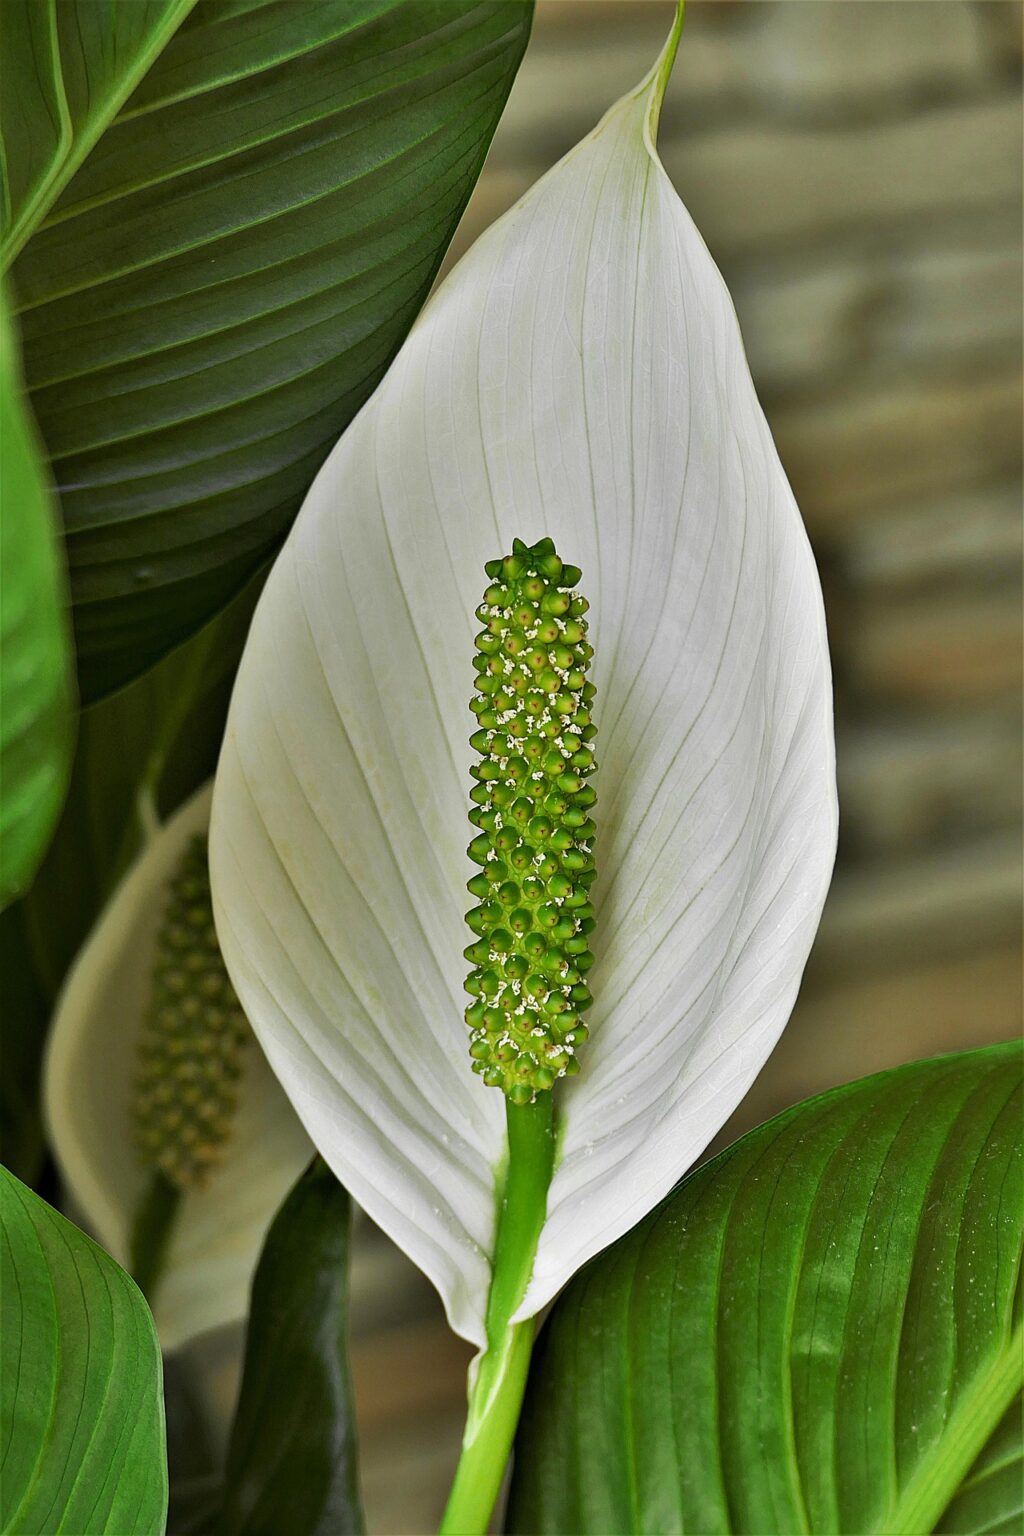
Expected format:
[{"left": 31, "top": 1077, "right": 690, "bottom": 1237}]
[
  {"left": 24, "top": 578, "right": 260, "bottom": 1002},
  {"left": 936, "top": 1402, "right": 1023, "bottom": 1535},
  {"left": 0, "top": 0, "right": 196, "bottom": 263},
  {"left": 2, "top": 585, "right": 256, "bottom": 1188},
  {"left": 4, "top": 0, "right": 533, "bottom": 700},
  {"left": 0, "top": 1165, "right": 167, "bottom": 1535},
  {"left": 210, "top": 13, "right": 836, "bottom": 1348},
  {"left": 0, "top": 288, "right": 73, "bottom": 907},
  {"left": 217, "top": 1158, "right": 363, "bottom": 1536},
  {"left": 507, "top": 1043, "right": 1023, "bottom": 1536},
  {"left": 44, "top": 784, "right": 312, "bottom": 1350}
]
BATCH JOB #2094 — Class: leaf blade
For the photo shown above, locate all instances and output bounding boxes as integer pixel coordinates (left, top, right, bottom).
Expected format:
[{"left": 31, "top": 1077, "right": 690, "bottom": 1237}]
[
  {"left": 218, "top": 1158, "right": 364, "bottom": 1536},
  {"left": 0, "top": 0, "right": 197, "bottom": 266},
  {"left": 8, "top": 0, "right": 533, "bottom": 699},
  {"left": 0, "top": 1165, "right": 167, "bottom": 1535},
  {"left": 0, "top": 286, "right": 74, "bottom": 908},
  {"left": 507, "top": 1044, "right": 1024, "bottom": 1535}
]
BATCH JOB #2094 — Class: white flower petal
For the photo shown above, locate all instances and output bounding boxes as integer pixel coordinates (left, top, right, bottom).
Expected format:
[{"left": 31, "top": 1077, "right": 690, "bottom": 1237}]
[
  {"left": 211, "top": 21, "right": 836, "bottom": 1345},
  {"left": 44, "top": 783, "right": 313, "bottom": 1351}
]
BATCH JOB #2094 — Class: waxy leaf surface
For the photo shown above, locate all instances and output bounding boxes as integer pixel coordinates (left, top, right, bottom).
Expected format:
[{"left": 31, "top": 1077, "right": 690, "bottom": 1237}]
[
  {"left": 0, "top": 1166, "right": 167, "bottom": 1534},
  {"left": 211, "top": 19, "right": 837, "bottom": 1346},
  {"left": 0, "top": 287, "right": 73, "bottom": 908},
  {"left": 507, "top": 1043, "right": 1023, "bottom": 1536},
  {"left": 218, "top": 1159, "right": 364, "bottom": 1536},
  {"left": 4, "top": 0, "right": 533, "bottom": 699}
]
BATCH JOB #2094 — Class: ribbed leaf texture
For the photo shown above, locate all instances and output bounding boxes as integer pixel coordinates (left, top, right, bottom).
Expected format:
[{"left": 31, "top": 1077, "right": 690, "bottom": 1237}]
[
  {"left": 2, "top": 0, "right": 532, "bottom": 699},
  {"left": 0, "top": 1166, "right": 167, "bottom": 1534},
  {"left": 0, "top": 286, "right": 73, "bottom": 907},
  {"left": 507, "top": 1043, "right": 1023, "bottom": 1536}
]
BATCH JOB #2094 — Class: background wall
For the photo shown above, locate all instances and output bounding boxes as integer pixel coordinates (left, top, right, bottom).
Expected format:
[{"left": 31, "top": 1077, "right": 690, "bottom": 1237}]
[{"left": 203, "top": 6, "right": 1024, "bottom": 1530}]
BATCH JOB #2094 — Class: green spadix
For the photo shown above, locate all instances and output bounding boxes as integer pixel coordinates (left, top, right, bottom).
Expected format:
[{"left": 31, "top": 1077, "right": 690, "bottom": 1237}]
[
  {"left": 132, "top": 834, "right": 250, "bottom": 1190},
  {"left": 464, "top": 537, "right": 597, "bottom": 1103}
]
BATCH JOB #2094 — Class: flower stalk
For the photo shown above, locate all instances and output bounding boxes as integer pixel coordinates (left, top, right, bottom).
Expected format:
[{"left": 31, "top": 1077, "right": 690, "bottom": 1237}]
[
  {"left": 440, "top": 1096, "right": 554, "bottom": 1535},
  {"left": 443, "top": 537, "right": 595, "bottom": 1532}
]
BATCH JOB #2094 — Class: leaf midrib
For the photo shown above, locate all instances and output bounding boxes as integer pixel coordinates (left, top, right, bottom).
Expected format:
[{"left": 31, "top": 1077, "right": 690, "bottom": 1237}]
[
  {"left": 36, "top": 4, "right": 506, "bottom": 234},
  {"left": 881, "top": 1323, "right": 1024, "bottom": 1535},
  {"left": 15, "top": 78, "right": 497, "bottom": 316},
  {"left": 1, "top": 0, "right": 199, "bottom": 271}
]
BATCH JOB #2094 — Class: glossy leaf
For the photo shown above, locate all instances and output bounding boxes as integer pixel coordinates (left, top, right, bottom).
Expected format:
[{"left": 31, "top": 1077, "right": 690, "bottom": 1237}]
[
  {"left": 0, "top": 1164, "right": 167, "bottom": 1535},
  {"left": 5, "top": 0, "right": 533, "bottom": 700},
  {"left": 0, "top": 287, "right": 73, "bottom": 907},
  {"left": 507, "top": 1043, "right": 1023, "bottom": 1536},
  {"left": 217, "top": 1158, "right": 364, "bottom": 1536},
  {"left": 24, "top": 577, "right": 261, "bottom": 1002},
  {"left": 1, "top": 583, "right": 257, "bottom": 1191},
  {"left": 0, "top": 0, "right": 196, "bottom": 263},
  {"left": 210, "top": 12, "right": 836, "bottom": 1348},
  {"left": 936, "top": 1401, "right": 1023, "bottom": 1536}
]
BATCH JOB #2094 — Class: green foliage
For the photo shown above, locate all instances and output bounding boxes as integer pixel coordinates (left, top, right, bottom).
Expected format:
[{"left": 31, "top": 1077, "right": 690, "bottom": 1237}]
[
  {"left": 508, "top": 1043, "right": 1023, "bottom": 1535},
  {"left": 0, "top": 1165, "right": 167, "bottom": 1535},
  {"left": 0, "top": 0, "right": 196, "bottom": 262},
  {"left": 22, "top": 579, "right": 258, "bottom": 1002},
  {"left": 0, "top": 582, "right": 255, "bottom": 1185},
  {"left": 3, "top": 0, "right": 533, "bottom": 701},
  {"left": 0, "top": 288, "right": 73, "bottom": 908},
  {"left": 217, "top": 1159, "right": 363, "bottom": 1535},
  {"left": 936, "top": 1401, "right": 1023, "bottom": 1535}
]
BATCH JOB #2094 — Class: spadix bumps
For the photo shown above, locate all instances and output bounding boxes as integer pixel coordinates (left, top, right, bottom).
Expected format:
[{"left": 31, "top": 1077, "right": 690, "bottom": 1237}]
[
  {"left": 133, "top": 835, "right": 250, "bottom": 1188},
  {"left": 465, "top": 538, "right": 597, "bottom": 1103}
]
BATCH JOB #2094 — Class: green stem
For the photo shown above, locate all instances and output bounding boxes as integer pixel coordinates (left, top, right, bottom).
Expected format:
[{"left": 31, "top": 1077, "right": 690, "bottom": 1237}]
[
  {"left": 440, "top": 1095, "right": 555, "bottom": 1535},
  {"left": 129, "top": 1168, "right": 182, "bottom": 1303}
]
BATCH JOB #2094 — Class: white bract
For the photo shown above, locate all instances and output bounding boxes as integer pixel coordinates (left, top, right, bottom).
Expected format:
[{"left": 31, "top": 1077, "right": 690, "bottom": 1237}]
[
  {"left": 44, "top": 783, "right": 313, "bottom": 1350},
  {"left": 210, "top": 22, "right": 837, "bottom": 1350}
]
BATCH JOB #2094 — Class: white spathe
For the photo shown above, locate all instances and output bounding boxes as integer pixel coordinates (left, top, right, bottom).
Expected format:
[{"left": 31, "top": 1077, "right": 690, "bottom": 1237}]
[
  {"left": 210, "top": 20, "right": 837, "bottom": 1349},
  {"left": 44, "top": 783, "right": 313, "bottom": 1350}
]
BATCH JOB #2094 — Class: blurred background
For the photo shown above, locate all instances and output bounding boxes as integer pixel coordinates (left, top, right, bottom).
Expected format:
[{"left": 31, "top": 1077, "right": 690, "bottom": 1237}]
[
  {"left": 49, "top": 1, "right": 1006, "bottom": 1529},
  {"left": 319, "top": 4, "right": 1022, "bottom": 1529}
]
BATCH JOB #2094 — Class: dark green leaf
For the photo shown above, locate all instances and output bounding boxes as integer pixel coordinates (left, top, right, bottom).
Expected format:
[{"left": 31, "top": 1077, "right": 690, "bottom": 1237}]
[
  {"left": 0, "top": 904, "right": 51, "bottom": 1184},
  {"left": 0, "top": 1164, "right": 167, "bottom": 1534},
  {"left": 5, "top": 0, "right": 533, "bottom": 700},
  {"left": 0, "top": 0, "right": 195, "bottom": 263},
  {"left": 508, "top": 1043, "right": 1023, "bottom": 1536},
  {"left": 22, "top": 574, "right": 260, "bottom": 1001},
  {"left": 0, "top": 287, "right": 73, "bottom": 906},
  {"left": 2, "top": 577, "right": 257, "bottom": 1184},
  {"left": 218, "top": 1158, "right": 363, "bottom": 1536}
]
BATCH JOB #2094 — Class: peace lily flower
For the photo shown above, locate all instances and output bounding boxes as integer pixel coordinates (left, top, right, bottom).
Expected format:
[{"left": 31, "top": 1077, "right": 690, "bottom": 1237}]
[
  {"left": 44, "top": 783, "right": 313, "bottom": 1351},
  {"left": 210, "top": 6, "right": 836, "bottom": 1513}
]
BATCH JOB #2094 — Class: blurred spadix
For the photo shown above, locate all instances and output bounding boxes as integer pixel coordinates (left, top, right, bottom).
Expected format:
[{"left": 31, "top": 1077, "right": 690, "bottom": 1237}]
[{"left": 45, "top": 784, "right": 312, "bottom": 1350}]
